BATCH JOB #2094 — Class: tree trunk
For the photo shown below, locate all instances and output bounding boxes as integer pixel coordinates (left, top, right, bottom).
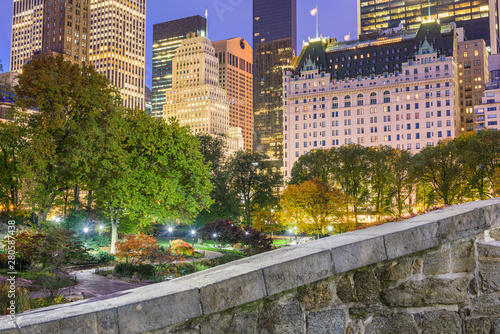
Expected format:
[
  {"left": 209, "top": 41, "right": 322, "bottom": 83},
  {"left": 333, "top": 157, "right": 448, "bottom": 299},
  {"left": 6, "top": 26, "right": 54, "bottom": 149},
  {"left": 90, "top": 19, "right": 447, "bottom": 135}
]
[
  {"left": 86, "top": 190, "right": 93, "bottom": 211},
  {"left": 110, "top": 214, "right": 120, "bottom": 255},
  {"left": 37, "top": 209, "right": 47, "bottom": 232},
  {"left": 74, "top": 185, "right": 80, "bottom": 212}
]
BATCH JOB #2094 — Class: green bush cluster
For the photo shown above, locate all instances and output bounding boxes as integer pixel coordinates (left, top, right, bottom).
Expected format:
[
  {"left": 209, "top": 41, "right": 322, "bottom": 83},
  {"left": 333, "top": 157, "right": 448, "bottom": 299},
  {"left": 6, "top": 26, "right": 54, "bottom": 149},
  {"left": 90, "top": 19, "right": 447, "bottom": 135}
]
[
  {"left": 113, "top": 263, "right": 155, "bottom": 279},
  {"left": 88, "top": 251, "right": 115, "bottom": 264}
]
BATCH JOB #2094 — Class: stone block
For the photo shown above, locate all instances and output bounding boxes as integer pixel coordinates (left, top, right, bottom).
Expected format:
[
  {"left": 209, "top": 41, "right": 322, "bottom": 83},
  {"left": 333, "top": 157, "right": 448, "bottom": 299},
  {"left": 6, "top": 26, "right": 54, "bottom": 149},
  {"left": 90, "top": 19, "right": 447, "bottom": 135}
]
[
  {"left": 450, "top": 238, "right": 475, "bottom": 273},
  {"left": 307, "top": 309, "right": 345, "bottom": 334},
  {"left": 479, "top": 199, "right": 500, "bottom": 228},
  {"left": 19, "top": 322, "right": 59, "bottom": 334},
  {"left": 260, "top": 248, "right": 334, "bottom": 295},
  {"left": 414, "top": 310, "right": 461, "bottom": 334},
  {"left": 436, "top": 209, "right": 487, "bottom": 244},
  {"left": 478, "top": 241, "right": 500, "bottom": 293},
  {"left": 491, "top": 228, "right": 500, "bottom": 241},
  {"left": 383, "top": 221, "right": 440, "bottom": 260},
  {"left": 59, "top": 313, "right": 96, "bottom": 334},
  {"left": 382, "top": 277, "right": 469, "bottom": 308},
  {"left": 352, "top": 268, "right": 381, "bottom": 304},
  {"left": 423, "top": 244, "right": 451, "bottom": 276},
  {"left": 0, "top": 318, "right": 18, "bottom": 334},
  {"left": 101, "top": 282, "right": 201, "bottom": 334},
  {"left": 257, "top": 300, "right": 303, "bottom": 334},
  {"left": 199, "top": 270, "right": 266, "bottom": 315},
  {"left": 336, "top": 275, "right": 357, "bottom": 303},
  {"left": 364, "top": 313, "right": 418, "bottom": 334},
  {"left": 375, "top": 257, "right": 421, "bottom": 282},
  {"left": 470, "top": 295, "right": 500, "bottom": 317},
  {"left": 492, "top": 317, "right": 500, "bottom": 334},
  {"left": 465, "top": 318, "right": 492, "bottom": 334},
  {"left": 95, "top": 309, "right": 118, "bottom": 334},
  {"left": 299, "top": 280, "right": 333, "bottom": 310}
]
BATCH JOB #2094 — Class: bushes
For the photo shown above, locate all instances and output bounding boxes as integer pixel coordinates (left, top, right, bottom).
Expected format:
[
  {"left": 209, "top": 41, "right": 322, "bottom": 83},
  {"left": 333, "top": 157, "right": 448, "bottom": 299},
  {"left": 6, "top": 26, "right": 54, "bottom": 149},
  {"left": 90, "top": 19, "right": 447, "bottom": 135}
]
[
  {"left": 113, "top": 263, "right": 156, "bottom": 279},
  {"left": 171, "top": 239, "right": 195, "bottom": 256},
  {"left": 0, "top": 282, "right": 32, "bottom": 316},
  {"left": 113, "top": 262, "right": 135, "bottom": 277},
  {"left": 88, "top": 251, "right": 115, "bottom": 264}
]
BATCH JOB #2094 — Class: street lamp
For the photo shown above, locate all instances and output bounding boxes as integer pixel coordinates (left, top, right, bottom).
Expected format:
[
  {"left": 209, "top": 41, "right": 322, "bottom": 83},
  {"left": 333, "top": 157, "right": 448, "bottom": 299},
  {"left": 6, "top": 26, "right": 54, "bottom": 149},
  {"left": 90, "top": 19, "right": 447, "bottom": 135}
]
[
  {"left": 289, "top": 229, "right": 293, "bottom": 243},
  {"left": 99, "top": 225, "right": 104, "bottom": 236},
  {"left": 83, "top": 227, "right": 89, "bottom": 250},
  {"left": 212, "top": 233, "right": 218, "bottom": 248},
  {"left": 168, "top": 227, "right": 173, "bottom": 245},
  {"left": 327, "top": 226, "right": 333, "bottom": 235},
  {"left": 55, "top": 217, "right": 61, "bottom": 224},
  {"left": 191, "top": 230, "right": 196, "bottom": 247}
]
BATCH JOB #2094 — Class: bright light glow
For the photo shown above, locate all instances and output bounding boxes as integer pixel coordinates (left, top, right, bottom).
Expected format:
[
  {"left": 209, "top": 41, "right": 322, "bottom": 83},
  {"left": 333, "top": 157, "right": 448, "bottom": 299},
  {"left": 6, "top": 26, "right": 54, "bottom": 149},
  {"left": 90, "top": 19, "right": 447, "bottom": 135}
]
[
  {"left": 84, "top": 228, "right": 89, "bottom": 233},
  {"left": 168, "top": 227, "right": 173, "bottom": 232},
  {"left": 100, "top": 225, "right": 104, "bottom": 230},
  {"left": 191, "top": 230, "right": 196, "bottom": 235},
  {"left": 212, "top": 233, "right": 217, "bottom": 238}
]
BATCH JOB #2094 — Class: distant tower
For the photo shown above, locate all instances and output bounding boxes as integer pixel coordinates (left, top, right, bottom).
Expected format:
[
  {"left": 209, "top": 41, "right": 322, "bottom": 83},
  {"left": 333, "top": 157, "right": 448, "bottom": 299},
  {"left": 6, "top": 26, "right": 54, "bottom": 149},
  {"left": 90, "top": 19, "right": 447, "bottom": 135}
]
[
  {"left": 213, "top": 38, "right": 253, "bottom": 151},
  {"left": 253, "top": 0, "right": 297, "bottom": 164},
  {"left": 89, "top": 0, "right": 146, "bottom": 110},
  {"left": 163, "top": 35, "right": 235, "bottom": 151},
  {"left": 152, "top": 16, "right": 206, "bottom": 118}
]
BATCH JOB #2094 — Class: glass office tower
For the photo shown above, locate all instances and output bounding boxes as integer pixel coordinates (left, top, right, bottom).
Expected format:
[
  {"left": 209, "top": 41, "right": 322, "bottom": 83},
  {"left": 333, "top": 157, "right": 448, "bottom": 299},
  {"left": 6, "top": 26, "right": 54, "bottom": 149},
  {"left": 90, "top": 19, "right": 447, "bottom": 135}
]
[
  {"left": 358, "top": 0, "right": 498, "bottom": 53},
  {"left": 152, "top": 15, "right": 206, "bottom": 118},
  {"left": 253, "top": 0, "right": 296, "bottom": 163}
]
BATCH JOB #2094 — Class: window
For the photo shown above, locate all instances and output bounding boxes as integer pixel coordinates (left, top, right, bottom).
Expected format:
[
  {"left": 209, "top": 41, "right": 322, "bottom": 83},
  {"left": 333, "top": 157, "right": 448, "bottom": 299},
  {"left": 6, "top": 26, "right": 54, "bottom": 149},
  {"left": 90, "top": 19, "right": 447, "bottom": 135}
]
[
  {"left": 357, "top": 94, "right": 364, "bottom": 106},
  {"left": 370, "top": 92, "right": 377, "bottom": 105},
  {"left": 383, "top": 91, "right": 390, "bottom": 103},
  {"left": 344, "top": 95, "right": 351, "bottom": 107}
]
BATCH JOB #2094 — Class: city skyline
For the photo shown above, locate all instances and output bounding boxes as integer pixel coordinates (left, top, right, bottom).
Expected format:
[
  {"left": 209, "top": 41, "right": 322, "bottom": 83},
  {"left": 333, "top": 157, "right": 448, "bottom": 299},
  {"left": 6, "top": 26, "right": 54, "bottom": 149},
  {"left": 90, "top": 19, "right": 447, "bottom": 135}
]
[{"left": 0, "top": 1, "right": 357, "bottom": 87}]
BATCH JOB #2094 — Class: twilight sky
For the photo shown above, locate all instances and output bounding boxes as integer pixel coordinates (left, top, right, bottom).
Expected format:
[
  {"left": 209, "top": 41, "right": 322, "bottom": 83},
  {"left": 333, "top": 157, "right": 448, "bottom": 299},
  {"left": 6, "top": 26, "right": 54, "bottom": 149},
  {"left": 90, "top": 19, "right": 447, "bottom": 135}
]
[{"left": 0, "top": 1, "right": 357, "bottom": 87}]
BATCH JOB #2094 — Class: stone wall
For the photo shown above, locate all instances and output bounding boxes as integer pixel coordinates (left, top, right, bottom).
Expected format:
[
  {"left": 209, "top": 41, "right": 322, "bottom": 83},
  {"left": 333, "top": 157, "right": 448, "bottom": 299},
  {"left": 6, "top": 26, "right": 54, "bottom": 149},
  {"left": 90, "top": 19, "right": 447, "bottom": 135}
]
[{"left": 3, "top": 199, "right": 500, "bottom": 333}]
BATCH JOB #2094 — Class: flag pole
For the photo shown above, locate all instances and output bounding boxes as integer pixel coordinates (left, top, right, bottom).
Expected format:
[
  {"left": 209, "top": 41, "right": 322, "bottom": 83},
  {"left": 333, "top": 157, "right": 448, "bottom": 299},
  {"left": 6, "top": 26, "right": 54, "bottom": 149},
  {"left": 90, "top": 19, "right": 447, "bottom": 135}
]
[
  {"left": 316, "top": 5, "right": 319, "bottom": 38},
  {"left": 205, "top": 6, "right": 209, "bottom": 38}
]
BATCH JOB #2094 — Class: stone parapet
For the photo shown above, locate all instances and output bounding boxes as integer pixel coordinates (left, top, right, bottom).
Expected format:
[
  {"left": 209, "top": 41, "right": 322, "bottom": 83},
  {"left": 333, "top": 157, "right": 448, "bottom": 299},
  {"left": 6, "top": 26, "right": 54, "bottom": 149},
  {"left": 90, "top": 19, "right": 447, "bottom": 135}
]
[{"left": 2, "top": 198, "right": 500, "bottom": 333}]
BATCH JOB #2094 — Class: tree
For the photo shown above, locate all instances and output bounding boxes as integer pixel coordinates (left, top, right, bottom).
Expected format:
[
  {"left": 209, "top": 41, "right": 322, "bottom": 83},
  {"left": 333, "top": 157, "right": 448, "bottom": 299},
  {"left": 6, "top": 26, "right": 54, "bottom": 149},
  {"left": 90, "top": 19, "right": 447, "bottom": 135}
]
[
  {"left": 330, "top": 145, "right": 370, "bottom": 224},
  {"left": 366, "top": 146, "right": 395, "bottom": 222},
  {"left": 94, "top": 112, "right": 213, "bottom": 254},
  {"left": 195, "top": 135, "right": 241, "bottom": 224},
  {"left": 388, "top": 149, "right": 414, "bottom": 216},
  {"left": 413, "top": 140, "right": 467, "bottom": 205},
  {"left": 279, "top": 178, "right": 348, "bottom": 237},
  {"left": 227, "top": 151, "right": 282, "bottom": 225},
  {"left": 289, "top": 149, "right": 332, "bottom": 185},
  {"left": 15, "top": 55, "right": 123, "bottom": 230},
  {"left": 115, "top": 234, "right": 159, "bottom": 265},
  {"left": 252, "top": 208, "right": 284, "bottom": 238}
]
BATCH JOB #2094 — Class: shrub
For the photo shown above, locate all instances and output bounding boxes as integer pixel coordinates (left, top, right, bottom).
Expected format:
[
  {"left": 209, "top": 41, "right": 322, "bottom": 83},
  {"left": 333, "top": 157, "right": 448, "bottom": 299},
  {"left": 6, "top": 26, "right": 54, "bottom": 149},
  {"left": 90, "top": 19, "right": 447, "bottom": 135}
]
[
  {"left": 171, "top": 239, "right": 195, "bottom": 256},
  {"left": 114, "top": 262, "right": 135, "bottom": 277},
  {"left": 96, "top": 251, "right": 115, "bottom": 264},
  {"left": 115, "top": 234, "right": 158, "bottom": 265},
  {"left": 0, "top": 282, "right": 32, "bottom": 315},
  {"left": 135, "top": 264, "right": 155, "bottom": 279}
]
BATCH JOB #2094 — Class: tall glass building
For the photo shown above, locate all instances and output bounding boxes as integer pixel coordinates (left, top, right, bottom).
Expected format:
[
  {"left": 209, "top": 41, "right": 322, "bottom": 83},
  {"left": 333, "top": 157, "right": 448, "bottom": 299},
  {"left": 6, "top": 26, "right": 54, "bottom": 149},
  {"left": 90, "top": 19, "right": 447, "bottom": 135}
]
[
  {"left": 358, "top": 0, "right": 498, "bottom": 53},
  {"left": 151, "top": 16, "right": 206, "bottom": 118},
  {"left": 253, "top": 0, "right": 296, "bottom": 163}
]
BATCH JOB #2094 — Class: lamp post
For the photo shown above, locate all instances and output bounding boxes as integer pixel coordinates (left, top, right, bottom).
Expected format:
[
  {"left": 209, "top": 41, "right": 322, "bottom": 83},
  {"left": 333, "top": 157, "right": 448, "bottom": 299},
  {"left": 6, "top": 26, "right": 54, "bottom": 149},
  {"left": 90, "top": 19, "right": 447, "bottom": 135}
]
[
  {"left": 168, "top": 227, "right": 173, "bottom": 246},
  {"left": 83, "top": 227, "right": 89, "bottom": 250},
  {"left": 212, "top": 233, "right": 217, "bottom": 248},
  {"left": 99, "top": 225, "right": 104, "bottom": 236},
  {"left": 327, "top": 226, "right": 333, "bottom": 235},
  {"left": 191, "top": 230, "right": 196, "bottom": 247},
  {"left": 289, "top": 229, "right": 293, "bottom": 243}
]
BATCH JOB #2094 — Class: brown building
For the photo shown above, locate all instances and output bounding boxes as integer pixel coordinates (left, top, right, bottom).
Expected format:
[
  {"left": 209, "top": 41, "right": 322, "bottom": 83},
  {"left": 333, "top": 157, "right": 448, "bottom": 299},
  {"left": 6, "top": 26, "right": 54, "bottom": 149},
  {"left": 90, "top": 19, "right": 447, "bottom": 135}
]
[
  {"left": 213, "top": 38, "right": 253, "bottom": 151},
  {"left": 41, "top": 0, "right": 89, "bottom": 63},
  {"left": 457, "top": 39, "right": 488, "bottom": 133}
]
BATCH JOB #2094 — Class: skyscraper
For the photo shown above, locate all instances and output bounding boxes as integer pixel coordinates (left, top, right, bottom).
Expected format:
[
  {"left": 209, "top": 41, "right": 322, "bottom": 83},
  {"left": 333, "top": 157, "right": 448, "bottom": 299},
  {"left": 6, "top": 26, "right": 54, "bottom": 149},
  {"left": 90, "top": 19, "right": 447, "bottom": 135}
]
[
  {"left": 253, "top": 0, "right": 296, "bottom": 163},
  {"left": 89, "top": 0, "right": 146, "bottom": 110},
  {"left": 163, "top": 34, "right": 230, "bottom": 142},
  {"left": 358, "top": 0, "right": 498, "bottom": 53},
  {"left": 152, "top": 15, "right": 206, "bottom": 118},
  {"left": 10, "top": 0, "right": 147, "bottom": 110},
  {"left": 213, "top": 38, "right": 253, "bottom": 151},
  {"left": 10, "top": 0, "right": 48, "bottom": 72}
]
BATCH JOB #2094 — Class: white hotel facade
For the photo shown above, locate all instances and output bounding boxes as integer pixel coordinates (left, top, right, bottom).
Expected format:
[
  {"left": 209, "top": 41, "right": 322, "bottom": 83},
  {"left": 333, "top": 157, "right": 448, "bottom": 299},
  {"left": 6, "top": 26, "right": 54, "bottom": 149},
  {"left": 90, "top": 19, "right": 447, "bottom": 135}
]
[{"left": 283, "top": 21, "right": 460, "bottom": 179}]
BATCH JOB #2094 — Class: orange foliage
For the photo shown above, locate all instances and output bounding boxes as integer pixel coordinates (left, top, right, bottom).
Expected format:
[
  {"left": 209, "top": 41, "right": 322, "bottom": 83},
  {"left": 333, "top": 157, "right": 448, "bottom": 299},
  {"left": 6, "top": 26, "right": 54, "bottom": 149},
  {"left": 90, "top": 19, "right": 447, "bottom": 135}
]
[
  {"left": 115, "top": 234, "right": 158, "bottom": 264},
  {"left": 171, "top": 239, "right": 195, "bottom": 256}
]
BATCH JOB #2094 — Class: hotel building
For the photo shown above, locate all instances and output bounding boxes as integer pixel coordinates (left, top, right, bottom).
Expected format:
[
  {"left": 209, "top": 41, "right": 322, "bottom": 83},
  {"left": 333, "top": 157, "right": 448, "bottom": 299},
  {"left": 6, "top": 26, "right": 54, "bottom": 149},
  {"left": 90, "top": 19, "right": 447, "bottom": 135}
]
[
  {"left": 163, "top": 34, "right": 240, "bottom": 152},
  {"left": 283, "top": 21, "right": 460, "bottom": 179},
  {"left": 474, "top": 54, "right": 500, "bottom": 130},
  {"left": 358, "top": 0, "right": 498, "bottom": 53},
  {"left": 89, "top": 0, "right": 146, "bottom": 110},
  {"left": 253, "top": 0, "right": 297, "bottom": 164},
  {"left": 213, "top": 38, "right": 253, "bottom": 151},
  {"left": 152, "top": 15, "right": 206, "bottom": 118}
]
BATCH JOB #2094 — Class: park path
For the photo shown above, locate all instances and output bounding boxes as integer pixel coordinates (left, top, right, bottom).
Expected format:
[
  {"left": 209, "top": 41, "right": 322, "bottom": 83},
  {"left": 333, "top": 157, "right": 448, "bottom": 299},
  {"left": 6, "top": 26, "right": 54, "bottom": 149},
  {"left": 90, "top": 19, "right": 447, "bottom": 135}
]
[{"left": 30, "top": 249, "right": 223, "bottom": 299}]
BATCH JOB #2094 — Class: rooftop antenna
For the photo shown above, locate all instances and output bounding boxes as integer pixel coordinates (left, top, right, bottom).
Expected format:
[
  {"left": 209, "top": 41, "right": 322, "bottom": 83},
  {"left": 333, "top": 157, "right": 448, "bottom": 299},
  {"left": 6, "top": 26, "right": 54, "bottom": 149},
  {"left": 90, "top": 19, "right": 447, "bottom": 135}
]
[
  {"left": 428, "top": 0, "right": 431, "bottom": 21},
  {"left": 205, "top": 5, "right": 209, "bottom": 38}
]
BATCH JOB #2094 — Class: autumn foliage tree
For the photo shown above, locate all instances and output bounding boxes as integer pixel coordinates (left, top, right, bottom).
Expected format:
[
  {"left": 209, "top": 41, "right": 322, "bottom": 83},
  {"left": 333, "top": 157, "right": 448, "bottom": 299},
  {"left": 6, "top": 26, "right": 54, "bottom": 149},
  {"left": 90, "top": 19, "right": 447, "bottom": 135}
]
[{"left": 279, "top": 178, "right": 349, "bottom": 237}]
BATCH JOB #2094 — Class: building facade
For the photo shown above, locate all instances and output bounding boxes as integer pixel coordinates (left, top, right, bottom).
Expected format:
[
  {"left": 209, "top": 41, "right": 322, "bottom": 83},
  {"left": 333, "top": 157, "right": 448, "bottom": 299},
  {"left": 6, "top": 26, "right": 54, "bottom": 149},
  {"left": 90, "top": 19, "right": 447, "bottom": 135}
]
[
  {"left": 213, "top": 38, "right": 253, "bottom": 151},
  {"left": 152, "top": 15, "right": 206, "bottom": 118},
  {"left": 163, "top": 35, "right": 233, "bottom": 148},
  {"left": 10, "top": 0, "right": 45, "bottom": 72},
  {"left": 253, "top": 0, "right": 296, "bottom": 164},
  {"left": 283, "top": 22, "right": 459, "bottom": 179},
  {"left": 474, "top": 54, "right": 500, "bottom": 130},
  {"left": 358, "top": 0, "right": 498, "bottom": 53},
  {"left": 457, "top": 39, "right": 488, "bottom": 132}
]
